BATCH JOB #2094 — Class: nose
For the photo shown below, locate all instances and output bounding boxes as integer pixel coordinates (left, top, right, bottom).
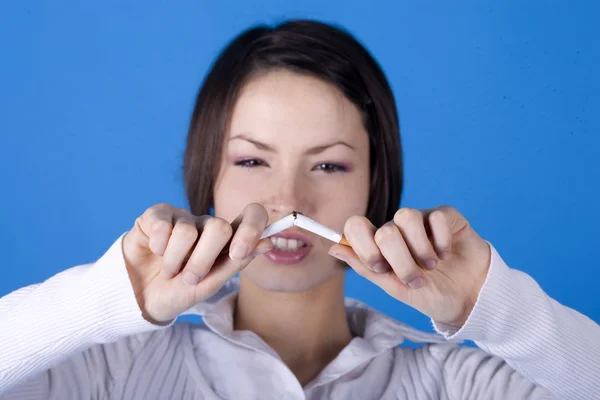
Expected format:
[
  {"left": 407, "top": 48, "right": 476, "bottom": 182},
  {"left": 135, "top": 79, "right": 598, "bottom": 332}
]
[{"left": 264, "top": 171, "right": 313, "bottom": 219}]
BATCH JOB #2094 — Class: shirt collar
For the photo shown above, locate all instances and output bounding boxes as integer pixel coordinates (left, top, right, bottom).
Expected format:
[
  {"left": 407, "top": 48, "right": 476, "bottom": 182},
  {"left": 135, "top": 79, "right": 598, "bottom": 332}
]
[{"left": 182, "top": 278, "right": 454, "bottom": 389}]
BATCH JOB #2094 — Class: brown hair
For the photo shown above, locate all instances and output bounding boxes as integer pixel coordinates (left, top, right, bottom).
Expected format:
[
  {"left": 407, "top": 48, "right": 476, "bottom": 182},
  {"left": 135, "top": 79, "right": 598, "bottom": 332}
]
[{"left": 183, "top": 20, "right": 403, "bottom": 228}]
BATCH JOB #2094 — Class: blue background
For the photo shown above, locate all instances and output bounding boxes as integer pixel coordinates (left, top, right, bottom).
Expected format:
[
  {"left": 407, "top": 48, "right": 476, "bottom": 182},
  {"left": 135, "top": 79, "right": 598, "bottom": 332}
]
[{"left": 1, "top": 1, "right": 599, "bottom": 337}]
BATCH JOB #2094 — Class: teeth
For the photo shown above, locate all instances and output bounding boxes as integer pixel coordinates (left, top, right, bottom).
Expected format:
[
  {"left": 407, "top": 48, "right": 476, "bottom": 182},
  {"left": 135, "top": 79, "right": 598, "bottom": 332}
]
[
  {"left": 288, "top": 239, "right": 299, "bottom": 251},
  {"left": 270, "top": 237, "right": 305, "bottom": 252}
]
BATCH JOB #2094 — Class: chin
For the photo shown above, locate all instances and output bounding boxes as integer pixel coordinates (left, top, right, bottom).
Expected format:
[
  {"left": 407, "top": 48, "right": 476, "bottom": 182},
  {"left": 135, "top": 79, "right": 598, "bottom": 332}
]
[{"left": 239, "top": 256, "right": 346, "bottom": 293}]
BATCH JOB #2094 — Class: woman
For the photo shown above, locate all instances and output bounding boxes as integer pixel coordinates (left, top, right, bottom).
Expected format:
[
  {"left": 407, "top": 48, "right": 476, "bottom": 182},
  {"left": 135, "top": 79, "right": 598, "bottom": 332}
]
[{"left": 1, "top": 20, "right": 598, "bottom": 399}]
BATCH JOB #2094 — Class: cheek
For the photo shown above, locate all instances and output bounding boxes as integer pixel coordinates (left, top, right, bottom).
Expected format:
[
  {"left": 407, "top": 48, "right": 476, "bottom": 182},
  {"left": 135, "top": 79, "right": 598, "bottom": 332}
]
[
  {"left": 213, "top": 168, "right": 263, "bottom": 220},
  {"left": 317, "top": 171, "right": 370, "bottom": 230}
]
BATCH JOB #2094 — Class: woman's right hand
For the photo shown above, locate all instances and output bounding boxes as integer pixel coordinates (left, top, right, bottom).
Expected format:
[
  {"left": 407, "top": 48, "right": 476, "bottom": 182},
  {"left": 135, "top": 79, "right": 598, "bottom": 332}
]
[{"left": 121, "top": 203, "right": 272, "bottom": 324}]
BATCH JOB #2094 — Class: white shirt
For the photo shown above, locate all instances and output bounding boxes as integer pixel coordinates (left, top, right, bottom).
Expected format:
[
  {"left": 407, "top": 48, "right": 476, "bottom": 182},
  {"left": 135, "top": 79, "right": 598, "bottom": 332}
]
[{"left": 1, "top": 234, "right": 599, "bottom": 399}]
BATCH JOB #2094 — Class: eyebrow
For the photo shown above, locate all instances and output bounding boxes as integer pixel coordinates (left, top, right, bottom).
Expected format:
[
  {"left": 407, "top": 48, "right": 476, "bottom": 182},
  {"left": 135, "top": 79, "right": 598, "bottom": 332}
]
[{"left": 228, "top": 134, "right": 355, "bottom": 154}]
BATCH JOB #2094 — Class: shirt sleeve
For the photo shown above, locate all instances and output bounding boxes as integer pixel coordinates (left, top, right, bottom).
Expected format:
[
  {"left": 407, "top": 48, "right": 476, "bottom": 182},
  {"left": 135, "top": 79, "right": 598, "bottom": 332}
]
[
  {"left": 0, "top": 233, "right": 172, "bottom": 396},
  {"left": 432, "top": 243, "right": 600, "bottom": 400}
]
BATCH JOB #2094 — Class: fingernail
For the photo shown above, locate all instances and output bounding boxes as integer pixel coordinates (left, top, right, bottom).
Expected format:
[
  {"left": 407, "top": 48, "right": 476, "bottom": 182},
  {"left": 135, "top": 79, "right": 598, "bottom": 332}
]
[
  {"left": 251, "top": 247, "right": 272, "bottom": 257},
  {"left": 424, "top": 259, "right": 438, "bottom": 270},
  {"left": 229, "top": 242, "right": 249, "bottom": 260},
  {"left": 182, "top": 271, "right": 201, "bottom": 285},
  {"left": 372, "top": 263, "right": 389, "bottom": 273},
  {"left": 407, "top": 276, "right": 425, "bottom": 289},
  {"left": 438, "top": 251, "right": 449, "bottom": 260}
]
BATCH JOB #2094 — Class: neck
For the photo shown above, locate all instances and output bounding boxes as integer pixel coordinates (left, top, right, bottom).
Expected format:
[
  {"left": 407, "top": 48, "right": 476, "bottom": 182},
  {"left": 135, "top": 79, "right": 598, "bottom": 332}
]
[{"left": 234, "top": 274, "right": 353, "bottom": 386}]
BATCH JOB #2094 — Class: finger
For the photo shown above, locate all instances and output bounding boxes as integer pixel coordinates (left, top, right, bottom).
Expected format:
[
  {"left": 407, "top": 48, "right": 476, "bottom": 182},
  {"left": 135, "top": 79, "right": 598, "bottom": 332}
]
[
  {"left": 180, "top": 216, "right": 232, "bottom": 285},
  {"left": 393, "top": 208, "right": 440, "bottom": 270},
  {"left": 193, "top": 237, "right": 272, "bottom": 298},
  {"left": 424, "top": 208, "right": 453, "bottom": 260},
  {"left": 161, "top": 209, "right": 200, "bottom": 278},
  {"left": 138, "top": 203, "right": 175, "bottom": 256},
  {"left": 228, "top": 203, "right": 269, "bottom": 261},
  {"left": 343, "top": 216, "right": 390, "bottom": 273},
  {"left": 375, "top": 222, "right": 425, "bottom": 289},
  {"left": 328, "top": 244, "right": 410, "bottom": 299}
]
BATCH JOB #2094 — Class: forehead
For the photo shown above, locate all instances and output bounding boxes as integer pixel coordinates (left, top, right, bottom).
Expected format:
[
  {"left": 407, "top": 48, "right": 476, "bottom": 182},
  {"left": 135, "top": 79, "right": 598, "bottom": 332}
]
[{"left": 228, "top": 69, "right": 367, "bottom": 144}]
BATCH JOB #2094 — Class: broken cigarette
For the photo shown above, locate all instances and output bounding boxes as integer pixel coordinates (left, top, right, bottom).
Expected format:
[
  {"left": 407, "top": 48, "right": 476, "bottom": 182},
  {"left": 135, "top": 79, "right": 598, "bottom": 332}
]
[{"left": 260, "top": 211, "right": 350, "bottom": 246}]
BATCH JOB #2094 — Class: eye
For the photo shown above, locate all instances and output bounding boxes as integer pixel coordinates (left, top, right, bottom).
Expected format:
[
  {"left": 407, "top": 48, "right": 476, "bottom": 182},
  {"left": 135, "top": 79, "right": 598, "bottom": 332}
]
[
  {"left": 234, "top": 159, "right": 267, "bottom": 169},
  {"left": 313, "top": 163, "right": 348, "bottom": 174}
]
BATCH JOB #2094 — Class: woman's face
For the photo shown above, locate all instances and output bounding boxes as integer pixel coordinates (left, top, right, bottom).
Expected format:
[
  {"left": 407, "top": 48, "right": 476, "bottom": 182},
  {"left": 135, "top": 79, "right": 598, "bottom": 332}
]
[{"left": 213, "top": 69, "right": 370, "bottom": 292}]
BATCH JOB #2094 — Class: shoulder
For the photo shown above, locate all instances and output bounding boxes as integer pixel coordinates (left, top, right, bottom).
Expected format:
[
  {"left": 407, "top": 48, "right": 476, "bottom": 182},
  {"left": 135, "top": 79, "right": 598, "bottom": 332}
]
[
  {"left": 83, "top": 323, "right": 202, "bottom": 390},
  {"left": 391, "top": 343, "right": 460, "bottom": 367},
  {"left": 392, "top": 343, "right": 552, "bottom": 398},
  {"left": 104, "top": 321, "right": 206, "bottom": 353},
  {"left": 411, "top": 343, "right": 539, "bottom": 386},
  {"left": 391, "top": 342, "right": 508, "bottom": 376},
  {"left": 3, "top": 323, "right": 207, "bottom": 398},
  {"left": 80, "top": 321, "right": 203, "bottom": 376},
  {"left": 393, "top": 342, "right": 502, "bottom": 365}
]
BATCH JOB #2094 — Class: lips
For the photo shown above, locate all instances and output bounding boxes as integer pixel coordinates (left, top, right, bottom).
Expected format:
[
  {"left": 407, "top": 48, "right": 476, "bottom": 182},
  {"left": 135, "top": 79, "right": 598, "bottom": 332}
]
[{"left": 262, "top": 230, "right": 313, "bottom": 265}]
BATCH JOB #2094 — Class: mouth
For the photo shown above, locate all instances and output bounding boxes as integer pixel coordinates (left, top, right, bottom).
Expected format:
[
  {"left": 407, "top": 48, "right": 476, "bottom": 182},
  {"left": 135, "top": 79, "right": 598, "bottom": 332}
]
[
  {"left": 269, "top": 231, "right": 312, "bottom": 252},
  {"left": 262, "top": 230, "right": 313, "bottom": 265}
]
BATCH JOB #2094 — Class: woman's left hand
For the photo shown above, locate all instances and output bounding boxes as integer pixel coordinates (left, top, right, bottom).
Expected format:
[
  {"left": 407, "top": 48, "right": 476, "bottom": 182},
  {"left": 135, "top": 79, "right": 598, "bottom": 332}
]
[{"left": 328, "top": 206, "right": 491, "bottom": 327}]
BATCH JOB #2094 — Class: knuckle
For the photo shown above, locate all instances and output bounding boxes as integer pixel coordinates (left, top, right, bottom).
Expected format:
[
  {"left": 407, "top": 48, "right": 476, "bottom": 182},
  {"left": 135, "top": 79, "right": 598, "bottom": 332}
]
[
  {"left": 206, "top": 217, "right": 233, "bottom": 238},
  {"left": 133, "top": 216, "right": 144, "bottom": 230},
  {"left": 438, "top": 204, "right": 454, "bottom": 213},
  {"left": 144, "top": 204, "right": 173, "bottom": 227},
  {"left": 394, "top": 208, "right": 422, "bottom": 225},
  {"left": 429, "top": 209, "right": 447, "bottom": 225},
  {"left": 374, "top": 223, "right": 399, "bottom": 244},
  {"left": 142, "top": 207, "right": 153, "bottom": 218},
  {"left": 344, "top": 215, "right": 367, "bottom": 232},
  {"left": 151, "top": 218, "right": 171, "bottom": 233},
  {"left": 143, "top": 205, "right": 158, "bottom": 219},
  {"left": 154, "top": 202, "right": 172, "bottom": 212},
  {"left": 173, "top": 221, "right": 198, "bottom": 241}
]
